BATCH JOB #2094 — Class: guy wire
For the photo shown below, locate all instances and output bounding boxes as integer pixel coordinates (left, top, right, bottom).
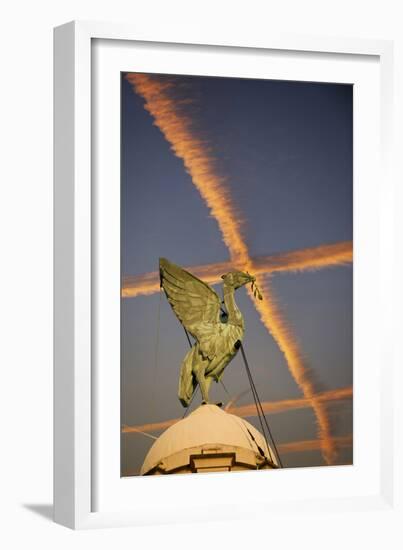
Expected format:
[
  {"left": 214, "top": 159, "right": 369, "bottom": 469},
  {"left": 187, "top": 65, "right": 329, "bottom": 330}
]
[
  {"left": 239, "top": 342, "right": 283, "bottom": 468},
  {"left": 150, "top": 289, "right": 162, "bottom": 419}
]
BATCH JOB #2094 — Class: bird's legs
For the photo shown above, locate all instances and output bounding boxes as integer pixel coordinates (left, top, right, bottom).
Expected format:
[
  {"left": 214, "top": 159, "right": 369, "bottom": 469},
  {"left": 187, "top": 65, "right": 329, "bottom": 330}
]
[{"left": 193, "top": 363, "right": 212, "bottom": 404}]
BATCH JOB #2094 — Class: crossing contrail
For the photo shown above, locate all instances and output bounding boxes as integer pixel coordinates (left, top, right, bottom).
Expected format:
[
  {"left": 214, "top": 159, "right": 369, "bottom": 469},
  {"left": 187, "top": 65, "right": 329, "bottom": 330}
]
[
  {"left": 127, "top": 72, "right": 348, "bottom": 464},
  {"left": 122, "top": 386, "right": 352, "bottom": 434},
  {"left": 126, "top": 73, "right": 248, "bottom": 265},
  {"left": 247, "top": 274, "right": 337, "bottom": 462},
  {"left": 122, "top": 241, "right": 352, "bottom": 298}
]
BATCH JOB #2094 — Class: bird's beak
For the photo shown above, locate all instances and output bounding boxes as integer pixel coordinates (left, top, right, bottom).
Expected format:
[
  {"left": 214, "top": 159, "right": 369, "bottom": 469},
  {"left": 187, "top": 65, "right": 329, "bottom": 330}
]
[{"left": 245, "top": 271, "right": 255, "bottom": 283}]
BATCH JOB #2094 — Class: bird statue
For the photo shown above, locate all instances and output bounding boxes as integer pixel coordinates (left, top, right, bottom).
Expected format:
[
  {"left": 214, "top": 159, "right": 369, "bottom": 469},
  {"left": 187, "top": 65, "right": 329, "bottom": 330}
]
[{"left": 159, "top": 258, "right": 262, "bottom": 408}]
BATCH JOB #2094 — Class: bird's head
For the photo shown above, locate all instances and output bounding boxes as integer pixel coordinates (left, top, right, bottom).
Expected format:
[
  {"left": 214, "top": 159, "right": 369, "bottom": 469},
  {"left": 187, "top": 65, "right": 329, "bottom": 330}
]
[{"left": 221, "top": 270, "right": 263, "bottom": 299}]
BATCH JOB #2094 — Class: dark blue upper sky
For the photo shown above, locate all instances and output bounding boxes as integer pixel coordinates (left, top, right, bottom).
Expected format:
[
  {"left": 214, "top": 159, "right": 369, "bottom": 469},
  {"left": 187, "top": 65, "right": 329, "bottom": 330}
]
[{"left": 121, "top": 73, "right": 353, "bottom": 475}]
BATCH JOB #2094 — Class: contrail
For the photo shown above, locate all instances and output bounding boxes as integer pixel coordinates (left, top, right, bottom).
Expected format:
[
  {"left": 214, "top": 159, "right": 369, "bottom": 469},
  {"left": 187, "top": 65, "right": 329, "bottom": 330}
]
[
  {"left": 246, "top": 275, "right": 336, "bottom": 463},
  {"left": 254, "top": 240, "right": 352, "bottom": 273},
  {"left": 126, "top": 74, "right": 249, "bottom": 265},
  {"left": 278, "top": 434, "right": 352, "bottom": 455},
  {"left": 122, "top": 241, "right": 352, "bottom": 298},
  {"left": 121, "top": 426, "right": 158, "bottom": 440},
  {"left": 226, "top": 386, "right": 352, "bottom": 416},
  {"left": 127, "top": 73, "right": 344, "bottom": 464},
  {"left": 122, "top": 386, "right": 352, "bottom": 434},
  {"left": 224, "top": 388, "right": 252, "bottom": 412}
]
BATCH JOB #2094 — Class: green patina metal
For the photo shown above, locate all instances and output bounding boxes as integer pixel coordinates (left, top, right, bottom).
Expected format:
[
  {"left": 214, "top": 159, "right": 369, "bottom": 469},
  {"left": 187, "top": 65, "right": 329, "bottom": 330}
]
[{"left": 159, "top": 258, "right": 262, "bottom": 407}]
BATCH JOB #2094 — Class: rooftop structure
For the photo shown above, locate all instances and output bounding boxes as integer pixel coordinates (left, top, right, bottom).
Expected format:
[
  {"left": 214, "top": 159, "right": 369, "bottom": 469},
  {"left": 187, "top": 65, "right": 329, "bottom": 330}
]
[{"left": 141, "top": 404, "right": 278, "bottom": 475}]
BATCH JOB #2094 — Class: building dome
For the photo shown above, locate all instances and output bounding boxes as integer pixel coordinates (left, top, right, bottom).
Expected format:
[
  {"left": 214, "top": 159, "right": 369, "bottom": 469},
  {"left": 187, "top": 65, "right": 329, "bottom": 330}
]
[{"left": 141, "top": 404, "right": 278, "bottom": 475}]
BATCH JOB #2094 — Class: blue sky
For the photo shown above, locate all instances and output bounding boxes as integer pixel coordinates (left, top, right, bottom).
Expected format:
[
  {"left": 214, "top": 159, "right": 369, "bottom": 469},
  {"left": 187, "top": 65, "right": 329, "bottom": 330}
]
[{"left": 121, "top": 73, "right": 353, "bottom": 475}]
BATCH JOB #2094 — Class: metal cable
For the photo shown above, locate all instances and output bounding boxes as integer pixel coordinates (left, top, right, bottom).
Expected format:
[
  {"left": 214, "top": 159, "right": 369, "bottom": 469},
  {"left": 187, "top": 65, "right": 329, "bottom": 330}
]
[
  {"left": 239, "top": 342, "right": 283, "bottom": 468},
  {"left": 150, "top": 289, "right": 163, "bottom": 420},
  {"left": 181, "top": 328, "right": 198, "bottom": 418}
]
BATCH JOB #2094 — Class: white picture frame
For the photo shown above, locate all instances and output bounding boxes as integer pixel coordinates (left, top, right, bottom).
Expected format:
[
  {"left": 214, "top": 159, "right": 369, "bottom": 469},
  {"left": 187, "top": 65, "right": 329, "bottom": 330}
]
[{"left": 54, "top": 20, "right": 397, "bottom": 530}]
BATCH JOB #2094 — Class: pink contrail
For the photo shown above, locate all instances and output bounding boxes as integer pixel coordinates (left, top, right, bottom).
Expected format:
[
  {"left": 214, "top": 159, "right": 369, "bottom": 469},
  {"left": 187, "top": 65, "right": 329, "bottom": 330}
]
[
  {"left": 126, "top": 73, "right": 249, "bottom": 266},
  {"left": 122, "top": 386, "right": 352, "bottom": 434},
  {"left": 246, "top": 274, "right": 336, "bottom": 463},
  {"left": 278, "top": 434, "right": 352, "bottom": 455},
  {"left": 122, "top": 241, "right": 352, "bottom": 298},
  {"left": 127, "top": 72, "right": 347, "bottom": 464}
]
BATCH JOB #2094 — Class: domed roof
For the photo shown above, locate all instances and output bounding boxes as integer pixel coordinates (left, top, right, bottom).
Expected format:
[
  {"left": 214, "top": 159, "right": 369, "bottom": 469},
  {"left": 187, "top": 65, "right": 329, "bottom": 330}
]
[{"left": 141, "top": 404, "right": 278, "bottom": 474}]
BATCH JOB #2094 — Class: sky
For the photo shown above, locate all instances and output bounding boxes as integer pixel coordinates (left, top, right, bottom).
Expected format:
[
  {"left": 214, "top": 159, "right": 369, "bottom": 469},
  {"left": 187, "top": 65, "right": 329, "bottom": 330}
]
[{"left": 120, "top": 72, "right": 353, "bottom": 476}]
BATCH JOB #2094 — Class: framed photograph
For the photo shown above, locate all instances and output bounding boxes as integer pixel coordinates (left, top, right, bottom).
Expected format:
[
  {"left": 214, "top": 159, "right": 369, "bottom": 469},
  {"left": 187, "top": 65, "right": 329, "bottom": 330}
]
[
  {"left": 120, "top": 72, "right": 355, "bottom": 477},
  {"left": 54, "top": 21, "right": 396, "bottom": 529}
]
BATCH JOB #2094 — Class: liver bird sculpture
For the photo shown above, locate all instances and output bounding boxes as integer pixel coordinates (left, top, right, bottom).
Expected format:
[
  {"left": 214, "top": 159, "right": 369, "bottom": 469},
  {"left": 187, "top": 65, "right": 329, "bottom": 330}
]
[{"left": 159, "top": 258, "right": 262, "bottom": 407}]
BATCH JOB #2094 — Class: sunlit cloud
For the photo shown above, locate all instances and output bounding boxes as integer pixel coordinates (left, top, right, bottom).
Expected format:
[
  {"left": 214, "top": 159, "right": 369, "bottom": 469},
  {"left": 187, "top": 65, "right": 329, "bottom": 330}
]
[
  {"left": 127, "top": 73, "right": 350, "bottom": 464},
  {"left": 122, "top": 241, "right": 352, "bottom": 298}
]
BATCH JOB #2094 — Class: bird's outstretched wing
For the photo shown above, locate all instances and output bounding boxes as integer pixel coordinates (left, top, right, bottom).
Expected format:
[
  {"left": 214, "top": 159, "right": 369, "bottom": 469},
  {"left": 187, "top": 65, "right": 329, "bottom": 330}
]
[{"left": 159, "top": 258, "right": 221, "bottom": 360}]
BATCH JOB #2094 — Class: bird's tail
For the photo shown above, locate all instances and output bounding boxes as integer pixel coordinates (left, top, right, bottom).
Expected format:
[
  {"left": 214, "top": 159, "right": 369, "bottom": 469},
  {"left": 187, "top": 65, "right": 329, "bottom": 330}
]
[{"left": 178, "top": 346, "right": 198, "bottom": 408}]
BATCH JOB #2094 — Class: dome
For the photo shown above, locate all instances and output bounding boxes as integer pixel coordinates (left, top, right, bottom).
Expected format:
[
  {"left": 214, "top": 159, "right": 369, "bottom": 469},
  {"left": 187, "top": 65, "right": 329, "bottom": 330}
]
[{"left": 141, "top": 404, "right": 278, "bottom": 475}]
